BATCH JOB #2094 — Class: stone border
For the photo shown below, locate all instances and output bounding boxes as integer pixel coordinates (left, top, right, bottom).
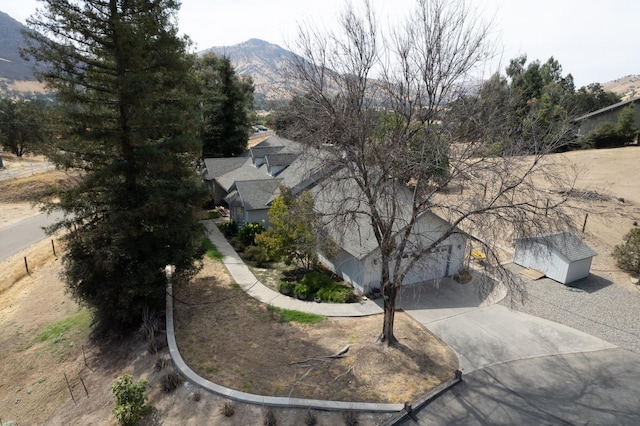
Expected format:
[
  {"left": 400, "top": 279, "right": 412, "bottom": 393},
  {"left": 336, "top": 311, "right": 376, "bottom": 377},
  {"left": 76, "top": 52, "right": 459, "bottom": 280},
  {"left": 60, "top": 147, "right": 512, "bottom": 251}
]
[{"left": 165, "top": 281, "right": 405, "bottom": 412}]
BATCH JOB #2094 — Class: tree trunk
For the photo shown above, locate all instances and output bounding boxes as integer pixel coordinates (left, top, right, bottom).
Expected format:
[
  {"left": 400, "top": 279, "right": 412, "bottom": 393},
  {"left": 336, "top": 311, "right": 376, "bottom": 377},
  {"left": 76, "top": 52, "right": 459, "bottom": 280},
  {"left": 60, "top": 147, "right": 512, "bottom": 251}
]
[{"left": 377, "top": 275, "right": 399, "bottom": 346}]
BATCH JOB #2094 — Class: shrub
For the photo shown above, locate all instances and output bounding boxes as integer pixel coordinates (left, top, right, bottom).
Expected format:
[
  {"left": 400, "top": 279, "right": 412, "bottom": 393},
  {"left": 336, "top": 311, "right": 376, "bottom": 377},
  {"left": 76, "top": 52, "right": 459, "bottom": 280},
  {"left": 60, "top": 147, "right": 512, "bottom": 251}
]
[
  {"left": 304, "top": 408, "right": 318, "bottom": 425},
  {"left": 220, "top": 401, "right": 235, "bottom": 417},
  {"left": 264, "top": 408, "right": 277, "bottom": 426},
  {"left": 111, "top": 375, "right": 149, "bottom": 426},
  {"left": 161, "top": 371, "right": 183, "bottom": 393},
  {"left": 586, "top": 123, "right": 628, "bottom": 149},
  {"left": 218, "top": 220, "right": 238, "bottom": 238},
  {"left": 238, "top": 222, "right": 265, "bottom": 246},
  {"left": 278, "top": 281, "right": 293, "bottom": 295},
  {"left": 243, "top": 245, "right": 270, "bottom": 267},
  {"left": 316, "top": 283, "right": 355, "bottom": 303},
  {"left": 300, "top": 271, "right": 333, "bottom": 294},
  {"left": 293, "top": 283, "right": 310, "bottom": 300},
  {"left": 343, "top": 411, "right": 359, "bottom": 426},
  {"left": 613, "top": 227, "right": 640, "bottom": 277}
]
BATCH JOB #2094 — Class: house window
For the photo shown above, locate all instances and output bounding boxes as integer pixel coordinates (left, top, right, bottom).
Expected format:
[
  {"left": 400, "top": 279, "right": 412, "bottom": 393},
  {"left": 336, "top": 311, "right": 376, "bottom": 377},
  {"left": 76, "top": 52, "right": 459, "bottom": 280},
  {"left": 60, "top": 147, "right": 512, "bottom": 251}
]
[{"left": 235, "top": 206, "right": 243, "bottom": 217}]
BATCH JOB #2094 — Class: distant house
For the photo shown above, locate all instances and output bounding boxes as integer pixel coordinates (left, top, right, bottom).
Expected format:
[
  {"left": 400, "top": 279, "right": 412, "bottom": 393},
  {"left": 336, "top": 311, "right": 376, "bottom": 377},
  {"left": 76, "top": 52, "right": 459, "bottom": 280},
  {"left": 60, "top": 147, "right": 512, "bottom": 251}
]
[
  {"left": 514, "top": 232, "right": 597, "bottom": 284},
  {"left": 574, "top": 97, "right": 640, "bottom": 138},
  {"left": 225, "top": 179, "right": 283, "bottom": 225},
  {"left": 202, "top": 136, "right": 300, "bottom": 205}
]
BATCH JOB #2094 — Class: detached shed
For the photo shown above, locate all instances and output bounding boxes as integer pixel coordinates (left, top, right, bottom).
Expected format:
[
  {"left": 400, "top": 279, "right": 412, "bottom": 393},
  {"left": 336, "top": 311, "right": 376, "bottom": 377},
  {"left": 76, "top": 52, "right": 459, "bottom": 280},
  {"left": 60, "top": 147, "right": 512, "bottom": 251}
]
[{"left": 514, "top": 232, "right": 597, "bottom": 284}]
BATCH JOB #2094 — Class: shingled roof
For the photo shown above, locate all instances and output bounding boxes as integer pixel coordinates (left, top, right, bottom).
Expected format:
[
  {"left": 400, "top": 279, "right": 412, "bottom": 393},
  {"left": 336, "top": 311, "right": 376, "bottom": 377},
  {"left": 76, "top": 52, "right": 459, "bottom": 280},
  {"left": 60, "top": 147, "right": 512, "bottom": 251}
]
[
  {"left": 517, "top": 232, "right": 597, "bottom": 262},
  {"left": 225, "top": 179, "right": 283, "bottom": 211}
]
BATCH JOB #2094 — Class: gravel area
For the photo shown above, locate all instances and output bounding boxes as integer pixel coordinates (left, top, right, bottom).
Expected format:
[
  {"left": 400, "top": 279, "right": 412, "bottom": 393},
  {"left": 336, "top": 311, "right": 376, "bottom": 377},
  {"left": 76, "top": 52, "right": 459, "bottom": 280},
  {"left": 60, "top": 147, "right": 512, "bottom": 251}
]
[{"left": 502, "top": 264, "right": 640, "bottom": 355}]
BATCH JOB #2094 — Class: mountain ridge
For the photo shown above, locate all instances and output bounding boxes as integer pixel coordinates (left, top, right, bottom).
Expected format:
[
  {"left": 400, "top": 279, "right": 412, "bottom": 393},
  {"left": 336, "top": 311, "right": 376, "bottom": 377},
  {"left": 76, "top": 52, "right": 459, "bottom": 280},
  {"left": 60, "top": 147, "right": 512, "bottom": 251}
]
[{"left": 198, "top": 38, "right": 299, "bottom": 107}]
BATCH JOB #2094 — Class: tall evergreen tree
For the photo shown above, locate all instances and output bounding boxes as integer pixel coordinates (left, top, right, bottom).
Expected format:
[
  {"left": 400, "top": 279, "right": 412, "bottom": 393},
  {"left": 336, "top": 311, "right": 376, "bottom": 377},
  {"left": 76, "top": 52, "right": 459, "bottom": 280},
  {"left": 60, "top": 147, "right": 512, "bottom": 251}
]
[
  {"left": 24, "top": 0, "right": 208, "bottom": 331},
  {"left": 195, "top": 53, "right": 254, "bottom": 158}
]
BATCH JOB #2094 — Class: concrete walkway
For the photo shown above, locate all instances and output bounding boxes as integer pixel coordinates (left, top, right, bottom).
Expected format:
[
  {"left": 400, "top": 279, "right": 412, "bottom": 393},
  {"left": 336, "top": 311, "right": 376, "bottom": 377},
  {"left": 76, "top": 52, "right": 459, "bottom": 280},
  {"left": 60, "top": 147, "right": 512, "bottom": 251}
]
[{"left": 202, "top": 220, "right": 383, "bottom": 317}]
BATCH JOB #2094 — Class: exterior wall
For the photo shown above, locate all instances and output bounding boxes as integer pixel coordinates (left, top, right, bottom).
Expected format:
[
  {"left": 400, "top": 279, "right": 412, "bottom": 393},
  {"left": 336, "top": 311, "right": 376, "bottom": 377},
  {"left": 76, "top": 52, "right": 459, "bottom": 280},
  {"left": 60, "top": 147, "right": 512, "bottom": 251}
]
[
  {"left": 319, "top": 226, "right": 467, "bottom": 293},
  {"left": 564, "top": 257, "right": 593, "bottom": 284},
  {"left": 318, "top": 249, "right": 367, "bottom": 293},
  {"left": 230, "top": 207, "right": 270, "bottom": 227},
  {"left": 212, "top": 182, "right": 229, "bottom": 205},
  {"left": 513, "top": 240, "right": 594, "bottom": 284},
  {"left": 246, "top": 209, "right": 270, "bottom": 226}
]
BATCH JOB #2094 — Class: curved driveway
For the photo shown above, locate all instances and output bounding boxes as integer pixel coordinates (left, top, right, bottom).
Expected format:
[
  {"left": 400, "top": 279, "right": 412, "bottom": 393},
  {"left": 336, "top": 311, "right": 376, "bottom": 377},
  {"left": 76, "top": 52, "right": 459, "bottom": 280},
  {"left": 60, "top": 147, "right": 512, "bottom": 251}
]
[{"left": 392, "top": 277, "right": 640, "bottom": 425}]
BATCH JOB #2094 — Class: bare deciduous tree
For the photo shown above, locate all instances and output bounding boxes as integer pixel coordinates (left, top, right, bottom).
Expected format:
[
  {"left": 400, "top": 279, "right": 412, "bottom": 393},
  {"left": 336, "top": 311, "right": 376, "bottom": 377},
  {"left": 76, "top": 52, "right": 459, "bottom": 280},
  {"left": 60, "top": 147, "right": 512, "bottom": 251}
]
[{"left": 282, "top": 0, "right": 577, "bottom": 345}]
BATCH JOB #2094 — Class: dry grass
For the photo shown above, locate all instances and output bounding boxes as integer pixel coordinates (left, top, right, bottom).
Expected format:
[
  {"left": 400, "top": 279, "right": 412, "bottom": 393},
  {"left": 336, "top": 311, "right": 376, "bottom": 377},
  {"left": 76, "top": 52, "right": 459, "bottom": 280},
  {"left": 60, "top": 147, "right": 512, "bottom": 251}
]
[
  {"left": 174, "top": 258, "right": 458, "bottom": 404},
  {"left": 0, "top": 237, "right": 59, "bottom": 294}
]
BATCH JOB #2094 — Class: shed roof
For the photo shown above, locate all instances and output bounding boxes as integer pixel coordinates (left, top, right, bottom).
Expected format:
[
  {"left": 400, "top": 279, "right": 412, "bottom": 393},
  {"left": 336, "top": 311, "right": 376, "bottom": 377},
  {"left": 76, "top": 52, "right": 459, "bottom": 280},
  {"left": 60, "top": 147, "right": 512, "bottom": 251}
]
[{"left": 517, "top": 232, "right": 597, "bottom": 262}]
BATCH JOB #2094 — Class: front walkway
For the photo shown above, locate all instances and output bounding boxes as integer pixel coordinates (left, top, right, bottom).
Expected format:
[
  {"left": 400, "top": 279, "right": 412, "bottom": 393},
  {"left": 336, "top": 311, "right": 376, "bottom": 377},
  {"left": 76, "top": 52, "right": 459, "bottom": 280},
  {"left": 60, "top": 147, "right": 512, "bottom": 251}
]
[{"left": 202, "top": 220, "right": 383, "bottom": 317}]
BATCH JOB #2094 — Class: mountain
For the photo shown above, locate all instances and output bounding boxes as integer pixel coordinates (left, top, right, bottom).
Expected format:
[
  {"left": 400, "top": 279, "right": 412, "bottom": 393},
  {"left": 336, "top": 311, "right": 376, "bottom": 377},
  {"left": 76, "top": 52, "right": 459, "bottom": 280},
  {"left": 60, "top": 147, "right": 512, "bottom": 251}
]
[
  {"left": 602, "top": 75, "right": 640, "bottom": 101},
  {"left": 198, "top": 38, "right": 299, "bottom": 108},
  {"left": 0, "top": 11, "right": 38, "bottom": 81}
]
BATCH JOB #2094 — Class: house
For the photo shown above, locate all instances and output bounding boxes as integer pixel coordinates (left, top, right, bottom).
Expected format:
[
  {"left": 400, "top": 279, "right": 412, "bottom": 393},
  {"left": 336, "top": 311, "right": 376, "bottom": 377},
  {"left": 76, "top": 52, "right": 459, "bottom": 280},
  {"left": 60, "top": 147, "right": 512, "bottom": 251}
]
[
  {"left": 203, "top": 138, "right": 467, "bottom": 293},
  {"left": 513, "top": 232, "right": 597, "bottom": 284},
  {"left": 574, "top": 97, "right": 640, "bottom": 138},
  {"left": 312, "top": 178, "right": 467, "bottom": 294},
  {"left": 202, "top": 136, "right": 300, "bottom": 205}
]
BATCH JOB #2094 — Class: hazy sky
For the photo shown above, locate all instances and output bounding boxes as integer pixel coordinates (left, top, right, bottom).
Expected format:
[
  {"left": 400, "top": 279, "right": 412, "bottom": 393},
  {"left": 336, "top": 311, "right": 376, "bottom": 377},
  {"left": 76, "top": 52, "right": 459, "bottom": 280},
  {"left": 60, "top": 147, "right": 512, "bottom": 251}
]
[{"left": 1, "top": 0, "right": 638, "bottom": 87}]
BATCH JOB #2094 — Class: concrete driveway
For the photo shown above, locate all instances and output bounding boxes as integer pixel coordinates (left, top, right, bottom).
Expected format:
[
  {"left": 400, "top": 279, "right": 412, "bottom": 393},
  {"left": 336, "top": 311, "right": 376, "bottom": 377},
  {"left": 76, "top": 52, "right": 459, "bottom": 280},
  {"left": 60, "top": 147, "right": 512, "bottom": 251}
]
[
  {"left": 396, "top": 275, "right": 615, "bottom": 373},
  {"left": 391, "top": 275, "right": 640, "bottom": 425}
]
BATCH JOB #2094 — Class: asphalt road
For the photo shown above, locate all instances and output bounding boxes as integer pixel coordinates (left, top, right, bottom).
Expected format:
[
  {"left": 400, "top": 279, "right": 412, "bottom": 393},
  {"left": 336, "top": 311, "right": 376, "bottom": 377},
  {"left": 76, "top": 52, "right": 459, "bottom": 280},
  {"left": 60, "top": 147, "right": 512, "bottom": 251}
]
[{"left": 0, "top": 210, "right": 64, "bottom": 260}]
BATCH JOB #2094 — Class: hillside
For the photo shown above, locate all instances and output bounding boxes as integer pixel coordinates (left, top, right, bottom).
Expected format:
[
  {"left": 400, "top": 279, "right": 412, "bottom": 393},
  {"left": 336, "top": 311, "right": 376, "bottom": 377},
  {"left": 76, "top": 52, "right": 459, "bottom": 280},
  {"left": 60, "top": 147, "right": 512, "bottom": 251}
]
[
  {"left": 198, "top": 38, "right": 299, "bottom": 107},
  {"left": 602, "top": 75, "right": 640, "bottom": 101},
  {"left": 0, "top": 11, "right": 37, "bottom": 81}
]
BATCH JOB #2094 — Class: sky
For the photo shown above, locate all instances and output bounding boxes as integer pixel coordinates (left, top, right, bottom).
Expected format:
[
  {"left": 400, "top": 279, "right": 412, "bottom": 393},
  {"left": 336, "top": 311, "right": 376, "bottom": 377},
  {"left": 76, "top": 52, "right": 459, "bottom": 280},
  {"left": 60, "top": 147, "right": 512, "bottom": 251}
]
[{"left": 1, "top": 0, "right": 638, "bottom": 88}]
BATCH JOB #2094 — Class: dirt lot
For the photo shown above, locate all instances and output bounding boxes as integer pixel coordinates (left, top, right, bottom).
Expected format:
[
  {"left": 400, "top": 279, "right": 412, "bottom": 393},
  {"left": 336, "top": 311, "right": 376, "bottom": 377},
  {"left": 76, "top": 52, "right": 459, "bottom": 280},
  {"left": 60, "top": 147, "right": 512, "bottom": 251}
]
[{"left": 1, "top": 146, "right": 639, "bottom": 424}]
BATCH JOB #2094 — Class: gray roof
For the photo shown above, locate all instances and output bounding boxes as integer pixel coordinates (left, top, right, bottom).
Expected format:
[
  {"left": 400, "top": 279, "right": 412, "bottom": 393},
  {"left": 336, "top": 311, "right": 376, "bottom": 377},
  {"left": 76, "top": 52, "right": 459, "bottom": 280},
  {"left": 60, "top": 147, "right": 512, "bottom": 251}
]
[
  {"left": 202, "top": 157, "right": 246, "bottom": 181},
  {"left": 312, "top": 174, "right": 453, "bottom": 260},
  {"left": 266, "top": 153, "right": 299, "bottom": 168},
  {"left": 225, "top": 179, "right": 283, "bottom": 211},
  {"left": 574, "top": 96, "right": 640, "bottom": 122},
  {"left": 517, "top": 232, "right": 597, "bottom": 262},
  {"left": 216, "top": 158, "right": 274, "bottom": 192}
]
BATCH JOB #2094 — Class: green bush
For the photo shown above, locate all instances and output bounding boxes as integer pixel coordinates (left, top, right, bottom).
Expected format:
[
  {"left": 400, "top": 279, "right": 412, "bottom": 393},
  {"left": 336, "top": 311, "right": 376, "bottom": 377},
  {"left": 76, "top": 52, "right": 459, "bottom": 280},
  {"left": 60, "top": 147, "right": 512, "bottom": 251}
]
[
  {"left": 300, "top": 271, "right": 333, "bottom": 294},
  {"left": 278, "top": 281, "right": 293, "bottom": 295},
  {"left": 586, "top": 123, "right": 628, "bottom": 149},
  {"left": 293, "top": 283, "right": 310, "bottom": 300},
  {"left": 613, "top": 227, "right": 640, "bottom": 277},
  {"left": 316, "top": 283, "right": 355, "bottom": 303},
  {"left": 238, "top": 222, "right": 265, "bottom": 246},
  {"left": 112, "top": 375, "right": 149, "bottom": 426},
  {"left": 218, "top": 220, "right": 238, "bottom": 238}
]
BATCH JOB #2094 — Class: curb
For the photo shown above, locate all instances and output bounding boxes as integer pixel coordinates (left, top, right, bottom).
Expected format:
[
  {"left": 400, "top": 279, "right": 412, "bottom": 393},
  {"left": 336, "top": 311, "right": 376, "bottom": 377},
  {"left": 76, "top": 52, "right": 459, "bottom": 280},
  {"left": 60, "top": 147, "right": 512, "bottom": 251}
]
[
  {"left": 165, "top": 280, "right": 404, "bottom": 413},
  {"left": 382, "top": 372, "right": 463, "bottom": 425}
]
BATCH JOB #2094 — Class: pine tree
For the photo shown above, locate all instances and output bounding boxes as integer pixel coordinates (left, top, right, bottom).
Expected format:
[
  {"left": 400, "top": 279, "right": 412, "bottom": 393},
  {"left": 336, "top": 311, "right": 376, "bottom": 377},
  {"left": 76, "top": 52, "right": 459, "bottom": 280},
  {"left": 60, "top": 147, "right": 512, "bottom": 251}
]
[
  {"left": 24, "top": 0, "right": 208, "bottom": 331},
  {"left": 195, "top": 53, "right": 254, "bottom": 157}
]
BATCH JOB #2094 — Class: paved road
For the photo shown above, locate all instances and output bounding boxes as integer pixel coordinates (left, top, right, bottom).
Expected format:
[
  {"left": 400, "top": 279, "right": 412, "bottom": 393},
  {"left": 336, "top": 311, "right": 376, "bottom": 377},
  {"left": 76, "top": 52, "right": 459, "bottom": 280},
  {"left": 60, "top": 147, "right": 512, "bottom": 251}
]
[
  {"left": 0, "top": 211, "right": 64, "bottom": 260},
  {"left": 0, "top": 162, "right": 55, "bottom": 181}
]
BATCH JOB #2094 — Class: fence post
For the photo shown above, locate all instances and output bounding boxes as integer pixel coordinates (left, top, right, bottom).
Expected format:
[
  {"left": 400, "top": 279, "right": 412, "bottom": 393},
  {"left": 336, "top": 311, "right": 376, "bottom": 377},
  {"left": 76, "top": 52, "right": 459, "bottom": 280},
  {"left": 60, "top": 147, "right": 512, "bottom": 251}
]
[
  {"left": 52, "top": 239, "right": 57, "bottom": 257},
  {"left": 582, "top": 213, "right": 589, "bottom": 233},
  {"left": 24, "top": 257, "right": 29, "bottom": 275}
]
